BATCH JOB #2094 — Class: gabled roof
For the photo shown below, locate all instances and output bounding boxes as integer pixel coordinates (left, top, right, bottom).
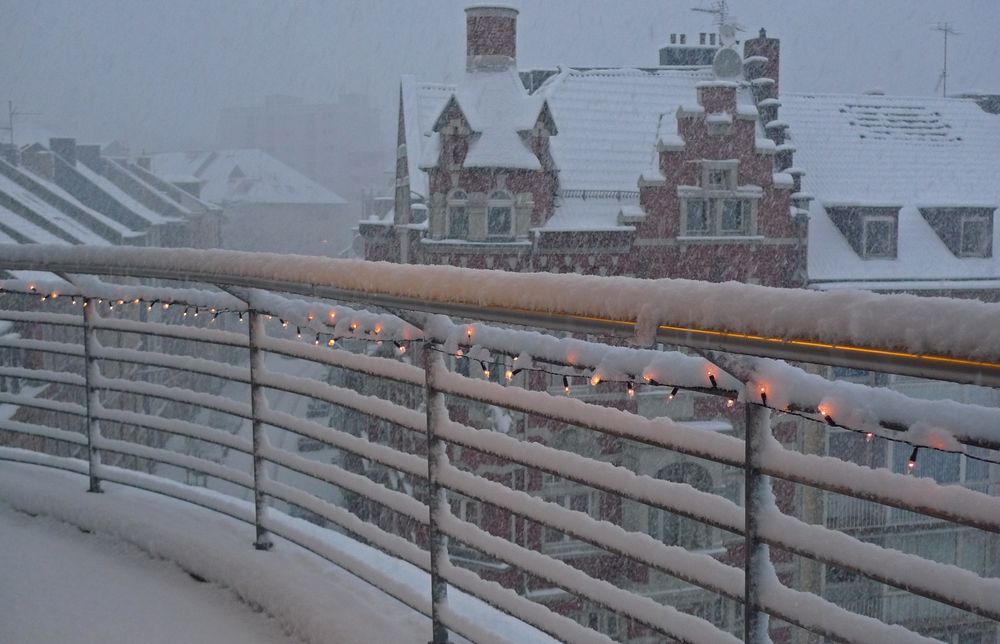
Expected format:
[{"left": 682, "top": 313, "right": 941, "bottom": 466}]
[
  {"left": 540, "top": 66, "right": 719, "bottom": 193},
  {"left": 782, "top": 93, "right": 1000, "bottom": 289},
  {"left": 0, "top": 172, "right": 113, "bottom": 245},
  {"left": 151, "top": 149, "right": 347, "bottom": 206},
  {"left": 400, "top": 77, "right": 453, "bottom": 200},
  {"left": 431, "top": 68, "right": 546, "bottom": 171}
]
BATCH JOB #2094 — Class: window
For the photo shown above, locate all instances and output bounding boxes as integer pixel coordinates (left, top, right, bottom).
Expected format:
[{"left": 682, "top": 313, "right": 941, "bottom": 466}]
[
  {"left": 543, "top": 492, "right": 592, "bottom": 543},
  {"left": 487, "top": 190, "right": 513, "bottom": 238},
  {"left": 960, "top": 214, "right": 991, "bottom": 256},
  {"left": 862, "top": 216, "right": 895, "bottom": 258},
  {"left": 451, "top": 498, "right": 480, "bottom": 525},
  {"left": 648, "top": 463, "right": 713, "bottom": 550},
  {"left": 680, "top": 164, "right": 754, "bottom": 236},
  {"left": 683, "top": 198, "right": 752, "bottom": 236},
  {"left": 446, "top": 189, "right": 468, "bottom": 239},
  {"left": 828, "top": 206, "right": 900, "bottom": 259}
]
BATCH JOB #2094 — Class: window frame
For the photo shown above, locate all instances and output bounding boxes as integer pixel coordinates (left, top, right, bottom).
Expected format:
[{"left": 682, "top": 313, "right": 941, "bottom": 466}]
[
  {"left": 959, "top": 213, "right": 991, "bottom": 257},
  {"left": 445, "top": 189, "right": 469, "bottom": 239},
  {"left": 486, "top": 189, "right": 514, "bottom": 239},
  {"left": 861, "top": 215, "right": 897, "bottom": 259}
]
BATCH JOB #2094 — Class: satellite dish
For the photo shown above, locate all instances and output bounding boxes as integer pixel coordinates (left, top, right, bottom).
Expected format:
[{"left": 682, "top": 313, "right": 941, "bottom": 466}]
[{"left": 712, "top": 48, "right": 743, "bottom": 80}]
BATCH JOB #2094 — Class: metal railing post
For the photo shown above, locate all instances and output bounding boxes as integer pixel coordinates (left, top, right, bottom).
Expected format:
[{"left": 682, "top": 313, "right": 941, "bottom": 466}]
[
  {"left": 744, "top": 402, "right": 771, "bottom": 643},
  {"left": 423, "top": 345, "right": 450, "bottom": 644},
  {"left": 248, "top": 310, "right": 273, "bottom": 550},
  {"left": 82, "top": 297, "right": 102, "bottom": 493}
]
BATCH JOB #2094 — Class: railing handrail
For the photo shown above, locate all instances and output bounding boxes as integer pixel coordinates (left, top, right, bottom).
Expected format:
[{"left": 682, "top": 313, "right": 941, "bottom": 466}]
[
  {"left": 2, "top": 244, "right": 999, "bottom": 386},
  {"left": 1, "top": 247, "right": 998, "bottom": 643}
]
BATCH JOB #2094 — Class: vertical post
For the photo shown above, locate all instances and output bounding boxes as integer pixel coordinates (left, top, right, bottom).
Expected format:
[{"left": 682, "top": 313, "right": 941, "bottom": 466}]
[
  {"left": 82, "top": 298, "right": 102, "bottom": 493},
  {"left": 423, "top": 346, "right": 450, "bottom": 644},
  {"left": 248, "top": 310, "right": 272, "bottom": 550},
  {"left": 744, "top": 402, "right": 771, "bottom": 643}
]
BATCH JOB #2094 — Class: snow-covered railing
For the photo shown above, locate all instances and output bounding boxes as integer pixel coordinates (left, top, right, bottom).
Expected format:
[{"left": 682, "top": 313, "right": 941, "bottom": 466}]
[{"left": 0, "top": 245, "right": 998, "bottom": 643}]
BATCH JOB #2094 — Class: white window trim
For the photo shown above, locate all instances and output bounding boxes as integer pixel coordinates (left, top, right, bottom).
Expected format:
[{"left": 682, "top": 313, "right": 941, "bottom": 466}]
[
  {"left": 861, "top": 215, "right": 896, "bottom": 259},
  {"left": 959, "top": 213, "right": 991, "bottom": 257},
  {"left": 681, "top": 196, "right": 757, "bottom": 237},
  {"left": 486, "top": 190, "right": 515, "bottom": 239},
  {"left": 445, "top": 190, "right": 469, "bottom": 239}
]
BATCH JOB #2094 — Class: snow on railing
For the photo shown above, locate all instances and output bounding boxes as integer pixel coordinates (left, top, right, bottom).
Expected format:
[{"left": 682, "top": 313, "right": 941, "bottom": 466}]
[{"left": 0, "top": 245, "right": 998, "bottom": 643}]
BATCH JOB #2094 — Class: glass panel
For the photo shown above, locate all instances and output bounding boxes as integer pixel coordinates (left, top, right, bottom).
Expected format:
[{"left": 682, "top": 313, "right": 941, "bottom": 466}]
[
  {"left": 685, "top": 199, "right": 708, "bottom": 234},
  {"left": 448, "top": 206, "right": 468, "bottom": 238},
  {"left": 706, "top": 169, "right": 730, "bottom": 189},
  {"left": 864, "top": 219, "right": 894, "bottom": 257},
  {"left": 488, "top": 206, "right": 512, "bottom": 236},
  {"left": 961, "top": 218, "right": 989, "bottom": 256},
  {"left": 720, "top": 199, "right": 745, "bottom": 234}
]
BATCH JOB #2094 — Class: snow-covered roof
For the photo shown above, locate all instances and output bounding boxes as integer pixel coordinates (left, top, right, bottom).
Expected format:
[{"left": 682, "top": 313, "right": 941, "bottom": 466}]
[
  {"left": 439, "top": 68, "right": 544, "bottom": 171},
  {"left": 781, "top": 93, "right": 1000, "bottom": 289},
  {"left": 540, "top": 197, "right": 637, "bottom": 232},
  {"left": 72, "top": 160, "right": 176, "bottom": 226},
  {"left": 150, "top": 149, "right": 347, "bottom": 206},
  {"left": 0, "top": 168, "right": 122, "bottom": 245},
  {"left": 540, "top": 66, "right": 717, "bottom": 192},
  {"left": 400, "top": 76, "right": 455, "bottom": 200},
  {"left": 781, "top": 93, "right": 1000, "bottom": 204}
]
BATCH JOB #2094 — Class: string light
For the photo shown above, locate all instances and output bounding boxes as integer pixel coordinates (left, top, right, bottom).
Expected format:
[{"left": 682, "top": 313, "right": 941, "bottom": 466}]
[
  {"left": 865, "top": 431, "right": 874, "bottom": 442},
  {"left": 590, "top": 374, "right": 601, "bottom": 386},
  {"left": 708, "top": 372, "right": 718, "bottom": 388},
  {"left": 627, "top": 381, "right": 635, "bottom": 397},
  {"left": 328, "top": 338, "right": 336, "bottom": 347},
  {"left": 563, "top": 375, "right": 571, "bottom": 394},
  {"left": 314, "top": 333, "right": 321, "bottom": 345},
  {"left": 162, "top": 302, "right": 170, "bottom": 310},
  {"left": 394, "top": 341, "right": 406, "bottom": 354},
  {"left": 907, "top": 447, "right": 919, "bottom": 472},
  {"left": 727, "top": 398, "right": 735, "bottom": 408},
  {"left": 296, "top": 326, "right": 302, "bottom": 339},
  {"left": 133, "top": 298, "right": 141, "bottom": 305},
  {"left": 668, "top": 387, "right": 678, "bottom": 400},
  {"left": 238, "top": 312, "right": 245, "bottom": 323},
  {"left": 759, "top": 386, "right": 767, "bottom": 406}
]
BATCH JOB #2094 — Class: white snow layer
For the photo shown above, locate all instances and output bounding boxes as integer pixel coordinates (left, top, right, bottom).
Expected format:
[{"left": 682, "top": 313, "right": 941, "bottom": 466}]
[{"left": 3, "top": 244, "right": 996, "bottom": 364}]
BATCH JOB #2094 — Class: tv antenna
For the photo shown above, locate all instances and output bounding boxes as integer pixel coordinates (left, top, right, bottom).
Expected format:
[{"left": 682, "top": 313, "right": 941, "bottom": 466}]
[
  {"left": 692, "top": 1, "right": 743, "bottom": 46},
  {"left": 1, "top": 101, "right": 41, "bottom": 148},
  {"left": 932, "top": 22, "right": 960, "bottom": 97}
]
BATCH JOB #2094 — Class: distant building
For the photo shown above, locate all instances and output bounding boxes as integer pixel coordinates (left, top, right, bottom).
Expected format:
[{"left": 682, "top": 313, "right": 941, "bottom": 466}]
[
  {"left": 150, "top": 149, "right": 351, "bottom": 256},
  {"left": 361, "top": 5, "right": 1000, "bottom": 642},
  {"left": 219, "top": 94, "right": 389, "bottom": 207}
]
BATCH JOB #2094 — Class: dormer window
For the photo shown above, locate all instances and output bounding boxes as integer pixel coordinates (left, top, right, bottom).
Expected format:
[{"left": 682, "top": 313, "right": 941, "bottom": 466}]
[
  {"left": 827, "top": 206, "right": 900, "bottom": 260},
  {"left": 919, "top": 207, "right": 994, "bottom": 258},
  {"left": 446, "top": 189, "right": 468, "bottom": 239},
  {"left": 862, "top": 216, "right": 896, "bottom": 258},
  {"left": 960, "top": 214, "right": 991, "bottom": 257},
  {"left": 487, "top": 190, "right": 514, "bottom": 238}
]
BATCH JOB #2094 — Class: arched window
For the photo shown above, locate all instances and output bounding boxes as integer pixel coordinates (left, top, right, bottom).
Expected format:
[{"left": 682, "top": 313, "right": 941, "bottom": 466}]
[
  {"left": 648, "top": 462, "right": 713, "bottom": 550},
  {"left": 446, "top": 189, "right": 468, "bottom": 239},
  {"left": 487, "top": 190, "right": 514, "bottom": 238}
]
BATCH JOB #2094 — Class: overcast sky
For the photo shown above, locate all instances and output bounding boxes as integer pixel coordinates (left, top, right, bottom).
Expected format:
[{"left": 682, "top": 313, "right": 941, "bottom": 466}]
[{"left": 1, "top": 0, "right": 997, "bottom": 156}]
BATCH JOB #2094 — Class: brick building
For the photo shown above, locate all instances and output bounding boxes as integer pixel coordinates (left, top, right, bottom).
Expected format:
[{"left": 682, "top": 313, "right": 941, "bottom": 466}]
[{"left": 360, "top": 5, "right": 1000, "bottom": 641}]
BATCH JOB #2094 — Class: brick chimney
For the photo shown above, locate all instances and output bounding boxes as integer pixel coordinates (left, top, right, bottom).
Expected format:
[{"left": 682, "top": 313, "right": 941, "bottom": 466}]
[
  {"left": 743, "top": 28, "right": 780, "bottom": 101},
  {"left": 466, "top": 5, "right": 518, "bottom": 72},
  {"left": 49, "top": 137, "right": 77, "bottom": 166},
  {"left": 22, "top": 148, "right": 55, "bottom": 181}
]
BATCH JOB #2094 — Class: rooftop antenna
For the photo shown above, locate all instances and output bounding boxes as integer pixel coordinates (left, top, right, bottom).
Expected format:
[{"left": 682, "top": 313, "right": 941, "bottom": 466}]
[
  {"left": 1, "top": 101, "right": 41, "bottom": 148},
  {"left": 932, "top": 22, "right": 960, "bottom": 97},
  {"left": 692, "top": 1, "right": 743, "bottom": 46}
]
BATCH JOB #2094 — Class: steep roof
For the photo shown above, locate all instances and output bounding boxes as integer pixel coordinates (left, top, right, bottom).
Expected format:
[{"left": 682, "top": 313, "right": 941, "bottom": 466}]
[
  {"left": 434, "top": 68, "right": 545, "bottom": 171},
  {"left": 400, "top": 76, "right": 455, "bottom": 200},
  {"left": 781, "top": 93, "right": 1000, "bottom": 289},
  {"left": 151, "top": 149, "right": 347, "bottom": 206},
  {"left": 539, "top": 66, "right": 717, "bottom": 193}
]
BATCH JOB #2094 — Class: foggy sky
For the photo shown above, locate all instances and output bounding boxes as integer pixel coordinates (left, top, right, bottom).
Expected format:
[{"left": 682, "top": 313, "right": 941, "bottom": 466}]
[{"left": 2, "top": 0, "right": 998, "bottom": 159}]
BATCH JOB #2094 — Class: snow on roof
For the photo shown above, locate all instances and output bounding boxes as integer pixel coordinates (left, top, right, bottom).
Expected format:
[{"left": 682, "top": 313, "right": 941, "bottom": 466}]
[
  {"left": 151, "top": 149, "right": 348, "bottom": 206},
  {"left": 0, "top": 171, "right": 115, "bottom": 245},
  {"left": 540, "top": 196, "right": 637, "bottom": 232},
  {"left": 401, "top": 76, "right": 455, "bottom": 199},
  {"left": 72, "top": 160, "right": 176, "bottom": 226},
  {"left": 540, "top": 66, "right": 716, "bottom": 192},
  {"left": 782, "top": 93, "right": 1000, "bottom": 287},
  {"left": 0, "top": 202, "right": 69, "bottom": 245},
  {"left": 806, "top": 202, "right": 1000, "bottom": 289},
  {"left": 781, "top": 93, "right": 1000, "bottom": 204},
  {"left": 443, "top": 68, "right": 544, "bottom": 170}
]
